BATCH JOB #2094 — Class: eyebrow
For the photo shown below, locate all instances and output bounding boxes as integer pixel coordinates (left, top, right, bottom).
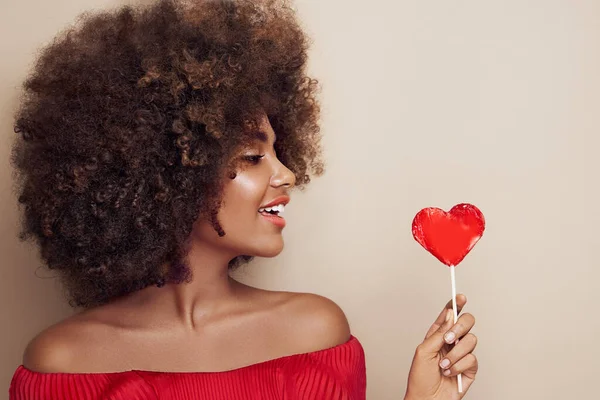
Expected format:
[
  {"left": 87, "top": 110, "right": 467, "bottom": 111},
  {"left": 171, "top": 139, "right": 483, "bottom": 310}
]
[{"left": 250, "top": 130, "right": 276, "bottom": 144}]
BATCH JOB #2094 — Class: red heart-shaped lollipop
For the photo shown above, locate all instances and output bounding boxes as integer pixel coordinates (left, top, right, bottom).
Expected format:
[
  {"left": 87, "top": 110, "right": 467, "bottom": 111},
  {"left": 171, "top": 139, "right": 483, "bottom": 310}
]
[{"left": 412, "top": 203, "right": 485, "bottom": 266}]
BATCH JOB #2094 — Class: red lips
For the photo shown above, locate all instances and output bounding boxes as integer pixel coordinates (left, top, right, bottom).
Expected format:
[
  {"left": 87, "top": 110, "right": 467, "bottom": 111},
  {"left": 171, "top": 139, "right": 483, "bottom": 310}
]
[
  {"left": 260, "top": 195, "right": 290, "bottom": 209},
  {"left": 412, "top": 203, "right": 485, "bottom": 266}
]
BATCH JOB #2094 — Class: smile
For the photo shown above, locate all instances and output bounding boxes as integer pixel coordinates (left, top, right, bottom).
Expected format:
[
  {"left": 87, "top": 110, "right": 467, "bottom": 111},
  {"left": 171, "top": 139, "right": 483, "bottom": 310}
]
[
  {"left": 258, "top": 204, "right": 286, "bottom": 228},
  {"left": 258, "top": 204, "right": 285, "bottom": 216}
]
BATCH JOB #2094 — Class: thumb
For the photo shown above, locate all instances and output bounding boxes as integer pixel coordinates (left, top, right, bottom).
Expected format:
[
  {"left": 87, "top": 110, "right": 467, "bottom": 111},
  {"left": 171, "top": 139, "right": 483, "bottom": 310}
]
[{"left": 420, "top": 309, "right": 454, "bottom": 354}]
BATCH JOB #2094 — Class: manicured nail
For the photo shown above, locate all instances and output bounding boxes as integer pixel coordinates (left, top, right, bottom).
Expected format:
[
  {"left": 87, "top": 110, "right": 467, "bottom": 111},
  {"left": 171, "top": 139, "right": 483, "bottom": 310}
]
[
  {"left": 444, "top": 331, "right": 455, "bottom": 343},
  {"left": 440, "top": 359, "right": 450, "bottom": 368},
  {"left": 443, "top": 368, "right": 452, "bottom": 376}
]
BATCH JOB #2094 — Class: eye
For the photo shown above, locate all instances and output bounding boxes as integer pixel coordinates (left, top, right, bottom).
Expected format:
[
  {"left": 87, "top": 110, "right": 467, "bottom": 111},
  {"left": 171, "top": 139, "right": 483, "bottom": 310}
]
[{"left": 243, "top": 154, "right": 265, "bottom": 165}]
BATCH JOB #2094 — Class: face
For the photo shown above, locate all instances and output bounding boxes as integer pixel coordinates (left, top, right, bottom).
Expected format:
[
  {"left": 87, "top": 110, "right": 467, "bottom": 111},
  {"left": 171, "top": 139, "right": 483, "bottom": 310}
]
[{"left": 193, "top": 114, "right": 296, "bottom": 258}]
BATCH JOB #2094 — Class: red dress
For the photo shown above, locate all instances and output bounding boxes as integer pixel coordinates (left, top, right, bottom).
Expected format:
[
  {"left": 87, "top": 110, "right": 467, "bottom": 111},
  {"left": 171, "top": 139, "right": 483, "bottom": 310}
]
[{"left": 9, "top": 335, "right": 366, "bottom": 400}]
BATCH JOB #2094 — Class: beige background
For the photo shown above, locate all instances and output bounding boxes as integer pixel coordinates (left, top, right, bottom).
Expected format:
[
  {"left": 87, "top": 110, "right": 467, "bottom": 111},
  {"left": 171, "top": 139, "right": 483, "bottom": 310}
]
[{"left": 1, "top": 0, "right": 598, "bottom": 399}]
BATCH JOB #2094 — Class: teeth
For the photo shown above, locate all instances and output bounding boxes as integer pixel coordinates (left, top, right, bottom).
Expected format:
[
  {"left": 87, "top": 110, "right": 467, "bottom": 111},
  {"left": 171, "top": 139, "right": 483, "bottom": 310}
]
[{"left": 258, "top": 204, "right": 285, "bottom": 214}]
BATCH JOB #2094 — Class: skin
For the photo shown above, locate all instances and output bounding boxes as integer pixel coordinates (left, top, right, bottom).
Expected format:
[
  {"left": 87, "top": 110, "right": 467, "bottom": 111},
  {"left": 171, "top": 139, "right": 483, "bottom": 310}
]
[
  {"left": 23, "top": 113, "right": 351, "bottom": 374},
  {"left": 22, "top": 113, "right": 479, "bottom": 398},
  {"left": 406, "top": 294, "right": 479, "bottom": 400}
]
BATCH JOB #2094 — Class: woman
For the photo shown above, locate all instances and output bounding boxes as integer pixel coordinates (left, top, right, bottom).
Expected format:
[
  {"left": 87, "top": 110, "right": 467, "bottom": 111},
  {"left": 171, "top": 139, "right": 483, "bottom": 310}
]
[{"left": 8, "top": 0, "right": 478, "bottom": 398}]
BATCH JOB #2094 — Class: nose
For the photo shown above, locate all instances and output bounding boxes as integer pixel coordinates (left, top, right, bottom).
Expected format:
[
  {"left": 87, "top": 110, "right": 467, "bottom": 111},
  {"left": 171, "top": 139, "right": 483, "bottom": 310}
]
[{"left": 270, "top": 159, "right": 296, "bottom": 189}]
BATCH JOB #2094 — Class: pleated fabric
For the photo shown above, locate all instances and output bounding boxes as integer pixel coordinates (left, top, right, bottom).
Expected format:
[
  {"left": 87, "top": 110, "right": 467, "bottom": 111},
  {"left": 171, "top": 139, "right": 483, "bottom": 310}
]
[{"left": 9, "top": 335, "right": 366, "bottom": 399}]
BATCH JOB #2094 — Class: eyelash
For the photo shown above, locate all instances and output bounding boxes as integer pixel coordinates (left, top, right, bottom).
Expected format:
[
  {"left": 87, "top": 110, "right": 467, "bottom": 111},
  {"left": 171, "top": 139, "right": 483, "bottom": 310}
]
[{"left": 244, "top": 154, "right": 265, "bottom": 164}]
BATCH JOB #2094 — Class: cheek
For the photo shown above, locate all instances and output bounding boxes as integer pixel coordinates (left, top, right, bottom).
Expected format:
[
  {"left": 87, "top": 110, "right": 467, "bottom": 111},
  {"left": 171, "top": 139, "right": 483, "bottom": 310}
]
[{"left": 221, "top": 173, "right": 265, "bottom": 218}]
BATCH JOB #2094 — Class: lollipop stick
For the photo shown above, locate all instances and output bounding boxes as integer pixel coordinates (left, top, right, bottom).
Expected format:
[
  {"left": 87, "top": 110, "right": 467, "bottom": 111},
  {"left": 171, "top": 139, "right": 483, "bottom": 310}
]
[{"left": 450, "top": 265, "right": 463, "bottom": 393}]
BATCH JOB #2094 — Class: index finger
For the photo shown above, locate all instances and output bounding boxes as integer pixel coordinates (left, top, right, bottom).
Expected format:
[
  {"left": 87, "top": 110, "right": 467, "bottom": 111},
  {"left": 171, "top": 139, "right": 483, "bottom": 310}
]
[{"left": 424, "top": 294, "right": 467, "bottom": 339}]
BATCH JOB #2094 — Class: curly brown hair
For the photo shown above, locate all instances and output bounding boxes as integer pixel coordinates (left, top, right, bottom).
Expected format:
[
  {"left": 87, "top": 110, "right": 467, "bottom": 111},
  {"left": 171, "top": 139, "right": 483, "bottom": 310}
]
[{"left": 10, "top": 0, "right": 323, "bottom": 309}]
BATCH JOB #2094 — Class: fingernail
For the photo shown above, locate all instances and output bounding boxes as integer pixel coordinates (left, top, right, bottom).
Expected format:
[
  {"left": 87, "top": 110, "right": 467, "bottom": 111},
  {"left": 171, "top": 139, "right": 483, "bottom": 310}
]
[
  {"left": 444, "top": 331, "right": 455, "bottom": 343},
  {"left": 440, "top": 359, "right": 450, "bottom": 368},
  {"left": 443, "top": 368, "right": 452, "bottom": 376}
]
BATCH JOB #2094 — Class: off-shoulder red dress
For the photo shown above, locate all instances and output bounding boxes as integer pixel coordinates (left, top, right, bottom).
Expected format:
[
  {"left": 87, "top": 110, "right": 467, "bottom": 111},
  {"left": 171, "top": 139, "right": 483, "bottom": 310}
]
[{"left": 9, "top": 335, "right": 366, "bottom": 399}]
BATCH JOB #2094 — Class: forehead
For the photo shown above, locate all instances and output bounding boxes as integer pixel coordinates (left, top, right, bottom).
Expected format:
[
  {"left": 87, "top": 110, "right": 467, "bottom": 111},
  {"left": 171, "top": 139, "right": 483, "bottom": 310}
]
[{"left": 247, "top": 117, "right": 276, "bottom": 143}]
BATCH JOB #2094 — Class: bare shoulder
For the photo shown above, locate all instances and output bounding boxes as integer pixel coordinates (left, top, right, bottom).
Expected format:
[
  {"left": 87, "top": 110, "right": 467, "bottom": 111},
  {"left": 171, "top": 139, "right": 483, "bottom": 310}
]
[
  {"left": 23, "top": 318, "right": 81, "bottom": 372},
  {"left": 277, "top": 291, "right": 352, "bottom": 353},
  {"left": 22, "top": 309, "right": 113, "bottom": 373}
]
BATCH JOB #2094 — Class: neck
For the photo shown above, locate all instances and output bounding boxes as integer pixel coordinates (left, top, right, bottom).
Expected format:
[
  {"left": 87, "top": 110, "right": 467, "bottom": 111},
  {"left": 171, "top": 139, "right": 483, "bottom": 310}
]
[{"left": 130, "top": 240, "right": 247, "bottom": 330}]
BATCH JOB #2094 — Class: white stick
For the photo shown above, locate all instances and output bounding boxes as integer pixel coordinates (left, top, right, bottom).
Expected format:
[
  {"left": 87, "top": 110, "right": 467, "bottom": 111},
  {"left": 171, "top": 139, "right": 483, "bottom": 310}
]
[{"left": 450, "top": 265, "right": 463, "bottom": 393}]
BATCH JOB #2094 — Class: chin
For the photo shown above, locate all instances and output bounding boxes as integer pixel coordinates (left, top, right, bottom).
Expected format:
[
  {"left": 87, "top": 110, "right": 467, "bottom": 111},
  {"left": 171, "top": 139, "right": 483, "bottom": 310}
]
[{"left": 251, "top": 237, "right": 285, "bottom": 258}]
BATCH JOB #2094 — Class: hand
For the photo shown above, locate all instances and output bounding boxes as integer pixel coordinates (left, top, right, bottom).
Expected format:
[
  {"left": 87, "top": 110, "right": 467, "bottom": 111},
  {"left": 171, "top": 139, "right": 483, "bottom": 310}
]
[{"left": 404, "top": 294, "right": 479, "bottom": 400}]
